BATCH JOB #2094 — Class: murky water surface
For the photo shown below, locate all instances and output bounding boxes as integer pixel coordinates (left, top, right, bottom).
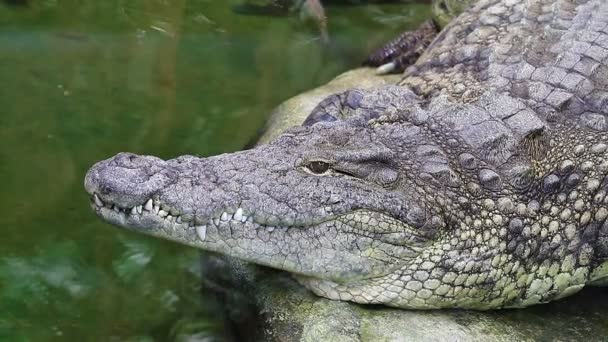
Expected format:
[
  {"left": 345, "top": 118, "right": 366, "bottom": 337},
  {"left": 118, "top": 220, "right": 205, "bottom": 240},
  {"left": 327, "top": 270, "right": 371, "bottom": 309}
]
[{"left": 0, "top": 1, "right": 431, "bottom": 340}]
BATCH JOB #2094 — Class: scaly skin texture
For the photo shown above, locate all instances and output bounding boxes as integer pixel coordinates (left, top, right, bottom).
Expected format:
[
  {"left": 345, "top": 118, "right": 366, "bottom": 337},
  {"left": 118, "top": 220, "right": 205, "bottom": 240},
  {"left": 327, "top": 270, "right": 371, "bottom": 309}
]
[
  {"left": 85, "top": 0, "right": 608, "bottom": 309},
  {"left": 432, "top": 0, "right": 475, "bottom": 27}
]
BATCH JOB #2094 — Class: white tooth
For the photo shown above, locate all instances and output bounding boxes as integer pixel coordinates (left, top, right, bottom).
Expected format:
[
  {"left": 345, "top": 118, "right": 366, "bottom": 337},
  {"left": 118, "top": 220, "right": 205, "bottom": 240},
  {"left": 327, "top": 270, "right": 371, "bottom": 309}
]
[
  {"left": 246, "top": 216, "right": 253, "bottom": 223},
  {"left": 94, "top": 194, "right": 104, "bottom": 207},
  {"left": 144, "top": 199, "right": 153, "bottom": 211},
  {"left": 136, "top": 205, "right": 143, "bottom": 214},
  {"left": 234, "top": 208, "right": 243, "bottom": 221},
  {"left": 158, "top": 210, "right": 168, "bottom": 217},
  {"left": 113, "top": 206, "right": 120, "bottom": 213},
  {"left": 267, "top": 226, "right": 275, "bottom": 232},
  {"left": 131, "top": 207, "right": 138, "bottom": 215},
  {"left": 154, "top": 205, "right": 160, "bottom": 214},
  {"left": 221, "top": 212, "right": 229, "bottom": 221},
  {"left": 196, "top": 225, "right": 207, "bottom": 241},
  {"left": 213, "top": 218, "right": 220, "bottom": 226},
  {"left": 176, "top": 216, "right": 182, "bottom": 224},
  {"left": 241, "top": 215, "right": 248, "bottom": 223},
  {"left": 167, "top": 215, "right": 173, "bottom": 222}
]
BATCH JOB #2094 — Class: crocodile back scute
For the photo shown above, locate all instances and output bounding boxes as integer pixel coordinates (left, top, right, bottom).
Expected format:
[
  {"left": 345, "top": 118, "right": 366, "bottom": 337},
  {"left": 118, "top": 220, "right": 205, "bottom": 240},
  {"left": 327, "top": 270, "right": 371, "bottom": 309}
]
[{"left": 400, "top": 0, "right": 608, "bottom": 131}]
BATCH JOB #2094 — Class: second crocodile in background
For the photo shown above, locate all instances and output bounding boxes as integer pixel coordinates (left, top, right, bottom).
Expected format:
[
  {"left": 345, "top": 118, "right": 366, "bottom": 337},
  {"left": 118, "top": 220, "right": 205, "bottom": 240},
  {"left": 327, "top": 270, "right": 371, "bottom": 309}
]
[{"left": 85, "top": 0, "right": 608, "bottom": 310}]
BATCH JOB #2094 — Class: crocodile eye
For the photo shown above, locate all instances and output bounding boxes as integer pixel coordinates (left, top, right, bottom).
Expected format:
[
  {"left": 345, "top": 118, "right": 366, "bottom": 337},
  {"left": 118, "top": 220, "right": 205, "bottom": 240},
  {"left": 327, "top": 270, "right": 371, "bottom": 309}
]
[{"left": 307, "top": 161, "right": 330, "bottom": 174}]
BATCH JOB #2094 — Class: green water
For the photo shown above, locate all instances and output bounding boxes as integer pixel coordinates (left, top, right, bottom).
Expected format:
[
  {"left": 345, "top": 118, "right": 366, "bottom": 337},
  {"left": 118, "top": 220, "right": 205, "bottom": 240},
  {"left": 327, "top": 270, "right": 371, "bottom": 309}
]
[{"left": 0, "top": 1, "right": 431, "bottom": 340}]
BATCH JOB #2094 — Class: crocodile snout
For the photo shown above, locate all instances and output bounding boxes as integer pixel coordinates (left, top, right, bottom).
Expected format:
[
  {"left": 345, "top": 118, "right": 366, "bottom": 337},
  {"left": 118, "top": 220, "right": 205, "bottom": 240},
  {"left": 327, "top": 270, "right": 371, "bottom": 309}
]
[{"left": 84, "top": 152, "right": 175, "bottom": 209}]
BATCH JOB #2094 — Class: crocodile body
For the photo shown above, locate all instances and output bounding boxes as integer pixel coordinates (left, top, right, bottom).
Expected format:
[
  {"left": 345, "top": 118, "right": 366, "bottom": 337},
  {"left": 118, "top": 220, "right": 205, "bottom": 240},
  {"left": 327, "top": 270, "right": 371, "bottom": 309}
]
[{"left": 86, "top": 0, "right": 608, "bottom": 309}]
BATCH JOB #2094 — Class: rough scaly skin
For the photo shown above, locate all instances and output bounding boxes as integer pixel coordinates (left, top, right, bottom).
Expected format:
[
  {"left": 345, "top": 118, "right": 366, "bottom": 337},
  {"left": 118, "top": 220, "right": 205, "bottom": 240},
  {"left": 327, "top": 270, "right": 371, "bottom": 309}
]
[{"left": 85, "top": 0, "right": 608, "bottom": 309}]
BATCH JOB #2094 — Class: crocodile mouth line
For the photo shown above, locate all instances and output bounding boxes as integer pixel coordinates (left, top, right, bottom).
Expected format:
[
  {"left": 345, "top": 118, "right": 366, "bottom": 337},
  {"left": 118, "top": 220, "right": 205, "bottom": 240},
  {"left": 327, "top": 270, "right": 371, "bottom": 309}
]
[
  {"left": 90, "top": 193, "right": 410, "bottom": 244},
  {"left": 90, "top": 193, "right": 346, "bottom": 243},
  {"left": 89, "top": 193, "right": 260, "bottom": 242}
]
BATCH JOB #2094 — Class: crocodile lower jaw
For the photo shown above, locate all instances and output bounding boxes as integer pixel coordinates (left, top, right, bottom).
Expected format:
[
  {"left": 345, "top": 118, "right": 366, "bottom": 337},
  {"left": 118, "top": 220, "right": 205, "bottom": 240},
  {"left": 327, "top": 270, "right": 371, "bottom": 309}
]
[
  {"left": 89, "top": 193, "right": 325, "bottom": 242},
  {"left": 90, "top": 193, "right": 260, "bottom": 241}
]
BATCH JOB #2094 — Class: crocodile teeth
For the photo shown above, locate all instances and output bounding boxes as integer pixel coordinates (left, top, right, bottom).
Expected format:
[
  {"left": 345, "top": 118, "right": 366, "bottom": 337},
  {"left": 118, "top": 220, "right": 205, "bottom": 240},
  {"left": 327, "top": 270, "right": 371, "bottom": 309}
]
[
  {"left": 131, "top": 207, "right": 138, "bottom": 215},
  {"left": 158, "top": 210, "right": 168, "bottom": 217},
  {"left": 167, "top": 215, "right": 173, "bottom": 222},
  {"left": 144, "top": 199, "right": 153, "bottom": 211},
  {"left": 240, "top": 215, "right": 248, "bottom": 223},
  {"left": 176, "top": 216, "right": 182, "bottom": 224},
  {"left": 136, "top": 205, "right": 143, "bottom": 215},
  {"left": 213, "top": 218, "right": 220, "bottom": 226},
  {"left": 113, "top": 206, "right": 120, "bottom": 213},
  {"left": 94, "top": 194, "right": 104, "bottom": 207},
  {"left": 233, "top": 208, "right": 243, "bottom": 221},
  {"left": 196, "top": 225, "right": 207, "bottom": 241},
  {"left": 153, "top": 205, "right": 160, "bottom": 214},
  {"left": 220, "top": 212, "right": 230, "bottom": 221},
  {"left": 267, "top": 227, "right": 275, "bottom": 232}
]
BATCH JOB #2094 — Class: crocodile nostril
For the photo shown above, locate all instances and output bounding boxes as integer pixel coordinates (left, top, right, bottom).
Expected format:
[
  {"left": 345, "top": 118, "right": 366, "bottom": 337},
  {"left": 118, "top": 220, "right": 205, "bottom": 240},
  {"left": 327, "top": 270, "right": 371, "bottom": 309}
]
[
  {"left": 114, "top": 152, "right": 144, "bottom": 168},
  {"left": 101, "top": 184, "right": 113, "bottom": 195}
]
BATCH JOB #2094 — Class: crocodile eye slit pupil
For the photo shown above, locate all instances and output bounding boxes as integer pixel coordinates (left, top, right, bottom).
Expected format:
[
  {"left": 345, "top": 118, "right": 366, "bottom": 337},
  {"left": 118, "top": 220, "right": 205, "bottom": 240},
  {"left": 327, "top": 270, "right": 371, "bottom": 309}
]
[{"left": 308, "top": 161, "right": 330, "bottom": 174}]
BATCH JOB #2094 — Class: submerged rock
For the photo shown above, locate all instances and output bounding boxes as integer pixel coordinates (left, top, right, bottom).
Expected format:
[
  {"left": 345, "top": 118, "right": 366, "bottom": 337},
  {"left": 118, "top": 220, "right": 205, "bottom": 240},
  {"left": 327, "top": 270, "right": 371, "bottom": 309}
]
[{"left": 202, "top": 253, "right": 607, "bottom": 341}]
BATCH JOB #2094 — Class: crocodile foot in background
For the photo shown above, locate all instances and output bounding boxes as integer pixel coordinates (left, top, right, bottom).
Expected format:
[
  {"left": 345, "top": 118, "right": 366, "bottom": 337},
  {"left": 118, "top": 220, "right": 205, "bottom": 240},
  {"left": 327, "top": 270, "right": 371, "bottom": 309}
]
[
  {"left": 363, "top": 19, "right": 439, "bottom": 74},
  {"left": 234, "top": 0, "right": 329, "bottom": 43}
]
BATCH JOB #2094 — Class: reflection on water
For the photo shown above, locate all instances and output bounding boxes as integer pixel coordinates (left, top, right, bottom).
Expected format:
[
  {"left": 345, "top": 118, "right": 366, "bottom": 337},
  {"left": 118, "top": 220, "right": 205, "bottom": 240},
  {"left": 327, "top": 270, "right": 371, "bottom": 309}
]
[{"left": 0, "top": 0, "right": 431, "bottom": 340}]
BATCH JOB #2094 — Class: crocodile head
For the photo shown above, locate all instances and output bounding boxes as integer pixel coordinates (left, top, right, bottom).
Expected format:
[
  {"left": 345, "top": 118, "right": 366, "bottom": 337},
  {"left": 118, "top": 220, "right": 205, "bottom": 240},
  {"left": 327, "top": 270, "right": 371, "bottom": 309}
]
[
  {"left": 86, "top": 85, "right": 608, "bottom": 310},
  {"left": 85, "top": 119, "right": 435, "bottom": 286}
]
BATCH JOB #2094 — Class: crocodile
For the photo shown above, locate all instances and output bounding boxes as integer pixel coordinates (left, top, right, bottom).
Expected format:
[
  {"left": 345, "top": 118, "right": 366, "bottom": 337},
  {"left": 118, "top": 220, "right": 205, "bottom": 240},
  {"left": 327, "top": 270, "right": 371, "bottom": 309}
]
[{"left": 85, "top": 0, "right": 608, "bottom": 310}]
